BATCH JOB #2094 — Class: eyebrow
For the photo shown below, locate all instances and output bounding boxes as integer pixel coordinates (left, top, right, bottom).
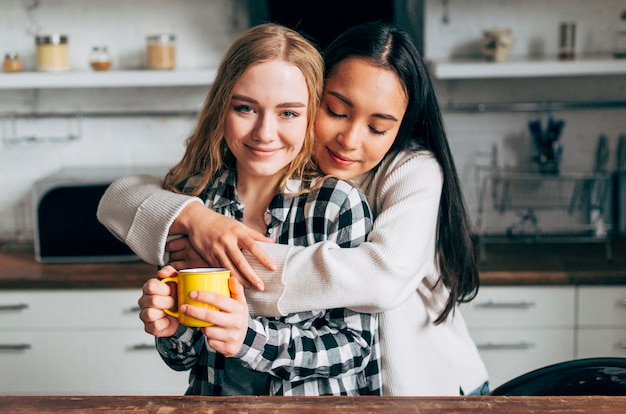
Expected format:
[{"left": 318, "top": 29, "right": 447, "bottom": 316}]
[
  {"left": 231, "top": 94, "right": 306, "bottom": 108},
  {"left": 328, "top": 91, "right": 399, "bottom": 121}
]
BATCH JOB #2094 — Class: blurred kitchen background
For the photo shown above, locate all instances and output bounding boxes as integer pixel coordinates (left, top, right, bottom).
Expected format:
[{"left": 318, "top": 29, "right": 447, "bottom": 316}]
[
  {"left": 2, "top": 0, "right": 626, "bottom": 394},
  {"left": 0, "top": 0, "right": 625, "bottom": 249}
]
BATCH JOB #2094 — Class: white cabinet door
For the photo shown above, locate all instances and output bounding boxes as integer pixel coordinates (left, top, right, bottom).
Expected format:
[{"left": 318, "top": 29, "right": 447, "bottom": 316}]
[
  {"left": 0, "top": 331, "right": 89, "bottom": 395},
  {"left": 85, "top": 330, "right": 188, "bottom": 395},
  {"left": 0, "top": 289, "right": 190, "bottom": 395},
  {"left": 577, "top": 329, "right": 626, "bottom": 358},
  {"left": 577, "top": 286, "right": 626, "bottom": 359},
  {"left": 0, "top": 291, "right": 82, "bottom": 328},
  {"left": 461, "top": 286, "right": 576, "bottom": 389},
  {"left": 462, "top": 286, "right": 576, "bottom": 328},
  {"left": 578, "top": 286, "right": 626, "bottom": 327},
  {"left": 470, "top": 328, "right": 575, "bottom": 388}
]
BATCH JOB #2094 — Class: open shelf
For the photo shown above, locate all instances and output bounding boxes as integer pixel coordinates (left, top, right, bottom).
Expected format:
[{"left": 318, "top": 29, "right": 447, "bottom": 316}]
[
  {"left": 428, "top": 55, "right": 626, "bottom": 79},
  {"left": 0, "top": 68, "right": 217, "bottom": 89}
]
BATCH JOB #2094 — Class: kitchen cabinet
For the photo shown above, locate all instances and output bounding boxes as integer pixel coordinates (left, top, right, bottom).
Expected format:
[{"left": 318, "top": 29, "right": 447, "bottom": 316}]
[
  {"left": 460, "top": 286, "right": 576, "bottom": 388},
  {"left": 0, "top": 290, "right": 188, "bottom": 395},
  {"left": 462, "top": 285, "right": 626, "bottom": 388},
  {"left": 576, "top": 286, "right": 626, "bottom": 358}
]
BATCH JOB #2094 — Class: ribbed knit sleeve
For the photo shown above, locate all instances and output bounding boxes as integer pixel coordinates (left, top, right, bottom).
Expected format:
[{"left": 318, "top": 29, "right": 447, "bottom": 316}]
[
  {"left": 96, "top": 174, "right": 203, "bottom": 266},
  {"left": 255, "top": 151, "right": 444, "bottom": 315}
]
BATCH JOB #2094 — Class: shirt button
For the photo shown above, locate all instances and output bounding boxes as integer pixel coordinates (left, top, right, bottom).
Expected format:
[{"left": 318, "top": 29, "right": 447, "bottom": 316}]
[
  {"left": 267, "top": 228, "right": 273, "bottom": 234},
  {"left": 264, "top": 212, "right": 272, "bottom": 225}
]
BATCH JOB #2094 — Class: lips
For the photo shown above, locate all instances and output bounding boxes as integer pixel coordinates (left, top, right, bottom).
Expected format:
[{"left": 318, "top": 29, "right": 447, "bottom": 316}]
[
  {"left": 326, "top": 147, "right": 357, "bottom": 167},
  {"left": 245, "top": 144, "right": 281, "bottom": 157}
]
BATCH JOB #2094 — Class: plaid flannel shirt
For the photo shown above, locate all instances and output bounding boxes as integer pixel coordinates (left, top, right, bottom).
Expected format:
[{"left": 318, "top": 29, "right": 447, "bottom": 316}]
[{"left": 156, "top": 168, "right": 381, "bottom": 396}]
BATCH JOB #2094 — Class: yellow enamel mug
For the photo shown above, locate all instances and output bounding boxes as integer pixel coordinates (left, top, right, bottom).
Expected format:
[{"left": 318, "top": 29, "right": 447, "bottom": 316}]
[{"left": 161, "top": 268, "right": 231, "bottom": 327}]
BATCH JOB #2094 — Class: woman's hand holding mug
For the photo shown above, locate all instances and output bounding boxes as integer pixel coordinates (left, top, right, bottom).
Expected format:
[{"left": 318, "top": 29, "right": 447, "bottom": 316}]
[{"left": 138, "top": 265, "right": 250, "bottom": 356}]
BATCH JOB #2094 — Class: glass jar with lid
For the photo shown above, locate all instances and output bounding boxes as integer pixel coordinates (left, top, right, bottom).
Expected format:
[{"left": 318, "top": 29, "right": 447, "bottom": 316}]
[
  {"left": 89, "top": 45, "right": 112, "bottom": 71},
  {"left": 36, "top": 34, "right": 70, "bottom": 71},
  {"left": 146, "top": 33, "right": 176, "bottom": 70},
  {"left": 3, "top": 53, "right": 23, "bottom": 73}
]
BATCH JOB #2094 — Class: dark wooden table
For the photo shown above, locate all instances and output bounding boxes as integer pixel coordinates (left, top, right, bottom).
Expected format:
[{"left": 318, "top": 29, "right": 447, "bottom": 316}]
[{"left": 1, "top": 395, "right": 626, "bottom": 413}]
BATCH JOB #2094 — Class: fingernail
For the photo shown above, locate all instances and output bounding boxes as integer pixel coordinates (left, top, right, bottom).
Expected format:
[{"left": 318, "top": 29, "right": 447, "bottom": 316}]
[
  {"left": 189, "top": 291, "right": 198, "bottom": 299},
  {"left": 256, "top": 282, "right": 265, "bottom": 291}
]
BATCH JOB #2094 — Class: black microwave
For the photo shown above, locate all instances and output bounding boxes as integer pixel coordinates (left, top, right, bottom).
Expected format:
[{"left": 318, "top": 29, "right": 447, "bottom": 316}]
[{"left": 32, "top": 166, "right": 167, "bottom": 263}]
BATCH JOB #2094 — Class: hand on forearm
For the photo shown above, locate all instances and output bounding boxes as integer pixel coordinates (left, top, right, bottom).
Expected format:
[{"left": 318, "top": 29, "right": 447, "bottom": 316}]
[{"left": 167, "top": 202, "right": 277, "bottom": 290}]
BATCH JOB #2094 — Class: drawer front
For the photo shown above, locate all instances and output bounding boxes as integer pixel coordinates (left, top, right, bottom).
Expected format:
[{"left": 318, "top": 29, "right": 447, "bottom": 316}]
[
  {"left": 0, "top": 291, "right": 82, "bottom": 328},
  {"left": 0, "top": 329, "right": 188, "bottom": 395},
  {"left": 461, "top": 286, "right": 575, "bottom": 328},
  {"left": 469, "top": 328, "right": 575, "bottom": 388},
  {"left": 0, "top": 290, "right": 143, "bottom": 329},
  {"left": 87, "top": 330, "right": 189, "bottom": 395},
  {"left": 0, "top": 331, "right": 89, "bottom": 395},
  {"left": 577, "top": 328, "right": 626, "bottom": 358},
  {"left": 73, "top": 290, "right": 144, "bottom": 328},
  {"left": 578, "top": 286, "right": 626, "bottom": 327}
]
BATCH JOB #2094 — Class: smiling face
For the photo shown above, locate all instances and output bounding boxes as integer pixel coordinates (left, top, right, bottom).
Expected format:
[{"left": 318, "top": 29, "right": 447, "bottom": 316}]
[
  {"left": 313, "top": 57, "right": 408, "bottom": 180},
  {"left": 224, "top": 59, "right": 309, "bottom": 184}
]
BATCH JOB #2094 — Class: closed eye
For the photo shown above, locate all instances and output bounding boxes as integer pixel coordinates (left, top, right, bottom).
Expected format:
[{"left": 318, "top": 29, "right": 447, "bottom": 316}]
[
  {"left": 369, "top": 126, "right": 387, "bottom": 136},
  {"left": 326, "top": 105, "right": 346, "bottom": 118}
]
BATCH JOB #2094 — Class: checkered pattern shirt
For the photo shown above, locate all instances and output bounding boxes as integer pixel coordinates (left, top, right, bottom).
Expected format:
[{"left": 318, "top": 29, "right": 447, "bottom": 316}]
[{"left": 156, "top": 168, "right": 380, "bottom": 396}]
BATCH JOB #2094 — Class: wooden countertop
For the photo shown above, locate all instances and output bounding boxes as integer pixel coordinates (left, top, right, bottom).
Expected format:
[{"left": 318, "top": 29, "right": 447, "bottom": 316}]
[
  {"left": 0, "top": 251, "right": 155, "bottom": 289},
  {"left": 1, "top": 395, "right": 626, "bottom": 413},
  {"left": 478, "top": 239, "right": 626, "bottom": 285},
  {"left": 1, "top": 239, "right": 625, "bottom": 290}
]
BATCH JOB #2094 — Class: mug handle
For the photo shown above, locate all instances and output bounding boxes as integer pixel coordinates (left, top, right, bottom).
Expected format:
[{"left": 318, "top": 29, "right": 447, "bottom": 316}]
[{"left": 160, "top": 276, "right": 179, "bottom": 319}]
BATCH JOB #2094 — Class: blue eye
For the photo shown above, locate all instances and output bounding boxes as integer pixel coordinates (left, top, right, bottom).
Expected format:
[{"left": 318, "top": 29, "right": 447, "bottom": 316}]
[
  {"left": 235, "top": 105, "right": 254, "bottom": 113},
  {"left": 282, "top": 111, "right": 300, "bottom": 119}
]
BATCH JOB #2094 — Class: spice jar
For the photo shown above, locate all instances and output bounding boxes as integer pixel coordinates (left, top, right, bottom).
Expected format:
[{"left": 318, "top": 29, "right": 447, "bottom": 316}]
[
  {"left": 89, "top": 45, "right": 112, "bottom": 71},
  {"left": 3, "top": 53, "right": 23, "bottom": 73},
  {"left": 146, "top": 33, "right": 176, "bottom": 70},
  {"left": 36, "top": 34, "right": 70, "bottom": 71}
]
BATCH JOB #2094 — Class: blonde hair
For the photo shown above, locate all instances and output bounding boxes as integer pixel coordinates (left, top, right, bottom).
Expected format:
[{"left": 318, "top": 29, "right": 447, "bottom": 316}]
[{"left": 164, "top": 23, "right": 324, "bottom": 195}]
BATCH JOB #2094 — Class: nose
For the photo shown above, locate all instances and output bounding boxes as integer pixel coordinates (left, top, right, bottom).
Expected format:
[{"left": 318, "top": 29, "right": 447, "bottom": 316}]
[
  {"left": 335, "top": 121, "right": 361, "bottom": 150},
  {"left": 253, "top": 112, "right": 276, "bottom": 142}
]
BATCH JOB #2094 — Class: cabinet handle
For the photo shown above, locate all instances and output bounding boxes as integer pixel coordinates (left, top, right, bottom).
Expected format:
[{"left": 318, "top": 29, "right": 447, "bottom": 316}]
[
  {"left": 129, "top": 343, "right": 155, "bottom": 351},
  {"left": 620, "top": 341, "right": 626, "bottom": 349},
  {"left": 476, "top": 300, "right": 535, "bottom": 309},
  {"left": 476, "top": 341, "right": 535, "bottom": 350},
  {"left": 0, "top": 343, "right": 31, "bottom": 351},
  {"left": 125, "top": 306, "right": 141, "bottom": 314},
  {"left": 0, "top": 303, "right": 29, "bottom": 311},
  {"left": 621, "top": 298, "right": 626, "bottom": 306}
]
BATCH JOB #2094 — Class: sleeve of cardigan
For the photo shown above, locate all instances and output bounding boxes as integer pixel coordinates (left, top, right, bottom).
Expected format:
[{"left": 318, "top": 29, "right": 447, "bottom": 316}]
[
  {"left": 96, "top": 174, "right": 203, "bottom": 266},
  {"left": 245, "top": 152, "right": 444, "bottom": 316}
]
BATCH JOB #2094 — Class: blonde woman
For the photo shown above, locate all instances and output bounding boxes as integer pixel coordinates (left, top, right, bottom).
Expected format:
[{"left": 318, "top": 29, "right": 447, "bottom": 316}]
[{"left": 124, "top": 23, "right": 379, "bottom": 396}]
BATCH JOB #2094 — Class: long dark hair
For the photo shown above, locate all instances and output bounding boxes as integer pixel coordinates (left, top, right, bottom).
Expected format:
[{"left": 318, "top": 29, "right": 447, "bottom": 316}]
[{"left": 324, "top": 21, "right": 479, "bottom": 324}]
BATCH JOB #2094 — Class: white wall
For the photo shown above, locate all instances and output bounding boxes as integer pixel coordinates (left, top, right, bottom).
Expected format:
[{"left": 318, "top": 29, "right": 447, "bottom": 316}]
[
  {"left": 424, "top": 0, "right": 626, "bottom": 234},
  {"left": 0, "top": 0, "right": 624, "bottom": 244},
  {"left": 0, "top": 0, "right": 248, "bottom": 243}
]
